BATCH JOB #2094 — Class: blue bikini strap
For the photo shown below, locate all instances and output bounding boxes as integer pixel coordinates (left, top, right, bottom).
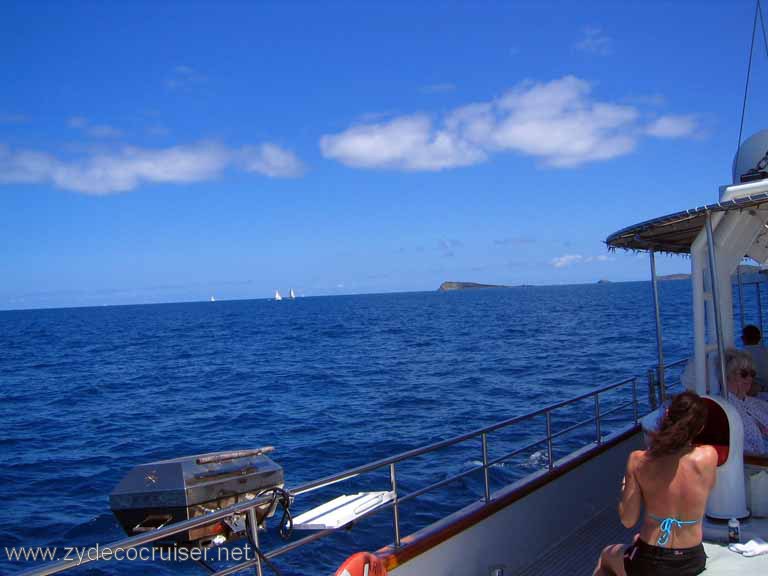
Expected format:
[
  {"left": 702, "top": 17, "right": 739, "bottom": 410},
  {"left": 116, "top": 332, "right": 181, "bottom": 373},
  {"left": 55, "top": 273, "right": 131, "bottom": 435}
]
[{"left": 648, "top": 514, "right": 699, "bottom": 546}]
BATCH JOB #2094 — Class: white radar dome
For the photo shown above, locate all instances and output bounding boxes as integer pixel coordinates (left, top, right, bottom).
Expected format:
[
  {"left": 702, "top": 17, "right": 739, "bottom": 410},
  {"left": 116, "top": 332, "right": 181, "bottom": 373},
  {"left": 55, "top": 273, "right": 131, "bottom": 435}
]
[{"left": 733, "top": 129, "right": 768, "bottom": 184}]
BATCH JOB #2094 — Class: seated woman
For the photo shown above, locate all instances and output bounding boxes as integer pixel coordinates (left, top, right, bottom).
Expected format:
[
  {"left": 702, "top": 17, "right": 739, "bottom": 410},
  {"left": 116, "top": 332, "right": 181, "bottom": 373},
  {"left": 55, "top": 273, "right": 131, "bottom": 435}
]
[
  {"left": 723, "top": 348, "right": 768, "bottom": 454},
  {"left": 593, "top": 391, "right": 717, "bottom": 576}
]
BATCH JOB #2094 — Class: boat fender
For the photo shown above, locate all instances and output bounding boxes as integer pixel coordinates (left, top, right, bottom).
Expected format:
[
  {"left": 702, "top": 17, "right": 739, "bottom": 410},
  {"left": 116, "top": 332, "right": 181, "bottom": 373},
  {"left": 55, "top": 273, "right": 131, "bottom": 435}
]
[{"left": 334, "top": 551, "right": 387, "bottom": 576}]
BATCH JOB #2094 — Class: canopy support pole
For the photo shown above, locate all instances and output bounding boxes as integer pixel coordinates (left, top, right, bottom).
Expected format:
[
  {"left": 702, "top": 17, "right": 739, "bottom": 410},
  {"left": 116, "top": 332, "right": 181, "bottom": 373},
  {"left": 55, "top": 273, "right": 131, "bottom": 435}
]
[
  {"left": 706, "top": 212, "right": 729, "bottom": 399},
  {"left": 737, "top": 262, "right": 745, "bottom": 330},
  {"left": 650, "top": 251, "right": 666, "bottom": 403}
]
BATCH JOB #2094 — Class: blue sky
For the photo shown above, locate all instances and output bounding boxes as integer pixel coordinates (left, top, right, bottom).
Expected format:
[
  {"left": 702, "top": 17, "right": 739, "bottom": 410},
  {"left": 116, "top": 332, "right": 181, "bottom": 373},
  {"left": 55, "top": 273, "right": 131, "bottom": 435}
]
[{"left": 2, "top": 1, "right": 767, "bottom": 309}]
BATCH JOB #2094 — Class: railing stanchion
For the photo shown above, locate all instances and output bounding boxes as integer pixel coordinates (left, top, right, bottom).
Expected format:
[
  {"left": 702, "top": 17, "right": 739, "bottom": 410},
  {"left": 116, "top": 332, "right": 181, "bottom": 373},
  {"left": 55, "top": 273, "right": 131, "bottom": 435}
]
[
  {"left": 632, "top": 378, "right": 638, "bottom": 424},
  {"left": 546, "top": 411, "right": 554, "bottom": 470},
  {"left": 481, "top": 432, "right": 491, "bottom": 502},
  {"left": 595, "top": 394, "right": 601, "bottom": 444},
  {"left": 246, "top": 508, "right": 263, "bottom": 576},
  {"left": 650, "top": 251, "right": 667, "bottom": 397},
  {"left": 390, "top": 463, "right": 401, "bottom": 548},
  {"left": 646, "top": 368, "right": 658, "bottom": 410}
]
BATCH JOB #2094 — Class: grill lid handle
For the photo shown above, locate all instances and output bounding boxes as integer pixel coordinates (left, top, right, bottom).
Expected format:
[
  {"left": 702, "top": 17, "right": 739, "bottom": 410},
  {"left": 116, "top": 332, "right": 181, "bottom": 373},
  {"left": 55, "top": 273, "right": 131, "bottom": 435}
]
[{"left": 195, "top": 447, "right": 274, "bottom": 465}]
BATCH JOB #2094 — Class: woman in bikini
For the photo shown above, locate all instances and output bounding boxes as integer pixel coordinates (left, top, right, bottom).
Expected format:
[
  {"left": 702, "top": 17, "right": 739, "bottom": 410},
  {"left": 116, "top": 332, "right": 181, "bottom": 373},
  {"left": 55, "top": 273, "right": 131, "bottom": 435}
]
[{"left": 594, "top": 391, "right": 718, "bottom": 576}]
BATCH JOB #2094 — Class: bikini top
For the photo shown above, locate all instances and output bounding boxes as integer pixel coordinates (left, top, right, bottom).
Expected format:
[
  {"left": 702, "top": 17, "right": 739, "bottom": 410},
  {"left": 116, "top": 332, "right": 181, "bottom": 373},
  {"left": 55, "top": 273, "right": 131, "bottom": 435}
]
[{"left": 648, "top": 513, "right": 699, "bottom": 546}]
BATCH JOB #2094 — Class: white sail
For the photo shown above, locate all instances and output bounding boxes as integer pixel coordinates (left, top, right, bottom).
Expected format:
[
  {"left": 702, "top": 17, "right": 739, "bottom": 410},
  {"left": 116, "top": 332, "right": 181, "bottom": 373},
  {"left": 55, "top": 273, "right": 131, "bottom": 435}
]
[
  {"left": 289, "top": 288, "right": 296, "bottom": 299},
  {"left": 274, "top": 290, "right": 282, "bottom": 301},
  {"left": 209, "top": 296, "right": 216, "bottom": 302}
]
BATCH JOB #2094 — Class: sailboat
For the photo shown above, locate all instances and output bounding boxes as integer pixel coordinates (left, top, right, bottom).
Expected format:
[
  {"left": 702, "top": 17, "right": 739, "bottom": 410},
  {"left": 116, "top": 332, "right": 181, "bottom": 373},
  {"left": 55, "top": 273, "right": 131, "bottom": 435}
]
[
  {"left": 289, "top": 288, "right": 296, "bottom": 300},
  {"left": 274, "top": 290, "right": 282, "bottom": 301},
  {"left": 209, "top": 296, "right": 216, "bottom": 303}
]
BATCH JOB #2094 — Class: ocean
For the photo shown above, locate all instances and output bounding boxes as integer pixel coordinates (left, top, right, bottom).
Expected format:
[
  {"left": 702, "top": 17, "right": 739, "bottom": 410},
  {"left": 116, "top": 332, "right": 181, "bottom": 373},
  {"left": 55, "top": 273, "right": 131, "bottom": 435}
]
[{"left": 0, "top": 281, "right": 695, "bottom": 575}]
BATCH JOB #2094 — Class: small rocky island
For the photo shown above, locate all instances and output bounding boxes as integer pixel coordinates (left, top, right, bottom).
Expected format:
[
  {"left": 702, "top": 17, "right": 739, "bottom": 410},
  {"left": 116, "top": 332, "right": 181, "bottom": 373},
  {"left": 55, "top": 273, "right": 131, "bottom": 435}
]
[{"left": 438, "top": 281, "right": 509, "bottom": 292}]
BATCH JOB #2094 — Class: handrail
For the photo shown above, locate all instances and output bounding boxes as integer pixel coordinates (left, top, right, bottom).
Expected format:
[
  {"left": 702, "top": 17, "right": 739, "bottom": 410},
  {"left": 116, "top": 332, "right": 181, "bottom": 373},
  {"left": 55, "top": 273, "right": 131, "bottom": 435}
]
[
  {"left": 648, "top": 357, "right": 689, "bottom": 407},
  {"left": 17, "top": 375, "right": 641, "bottom": 576},
  {"left": 293, "top": 376, "right": 636, "bottom": 497}
]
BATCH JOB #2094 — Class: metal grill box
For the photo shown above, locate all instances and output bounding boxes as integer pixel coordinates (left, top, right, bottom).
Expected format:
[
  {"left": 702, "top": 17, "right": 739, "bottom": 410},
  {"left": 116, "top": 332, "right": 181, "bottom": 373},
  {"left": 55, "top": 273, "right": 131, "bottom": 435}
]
[{"left": 109, "top": 449, "right": 283, "bottom": 546}]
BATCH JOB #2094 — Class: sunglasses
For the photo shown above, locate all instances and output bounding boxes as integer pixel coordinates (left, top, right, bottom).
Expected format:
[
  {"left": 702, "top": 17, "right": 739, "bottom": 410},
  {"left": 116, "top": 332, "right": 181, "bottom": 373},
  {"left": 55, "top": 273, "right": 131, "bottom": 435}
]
[{"left": 739, "top": 369, "right": 757, "bottom": 379}]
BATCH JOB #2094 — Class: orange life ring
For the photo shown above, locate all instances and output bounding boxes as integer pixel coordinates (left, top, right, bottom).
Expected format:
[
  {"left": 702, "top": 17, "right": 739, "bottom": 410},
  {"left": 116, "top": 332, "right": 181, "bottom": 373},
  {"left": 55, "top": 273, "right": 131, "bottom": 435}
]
[{"left": 334, "top": 551, "right": 387, "bottom": 576}]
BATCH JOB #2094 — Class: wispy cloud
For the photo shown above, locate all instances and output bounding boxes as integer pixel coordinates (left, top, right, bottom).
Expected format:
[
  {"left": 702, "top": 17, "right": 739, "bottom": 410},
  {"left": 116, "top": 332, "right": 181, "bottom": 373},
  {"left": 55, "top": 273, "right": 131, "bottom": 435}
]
[
  {"left": 0, "top": 141, "right": 304, "bottom": 195},
  {"left": 241, "top": 143, "right": 305, "bottom": 178},
  {"left": 0, "top": 113, "right": 27, "bottom": 125},
  {"left": 550, "top": 253, "right": 613, "bottom": 268},
  {"left": 146, "top": 124, "right": 170, "bottom": 137},
  {"left": 166, "top": 65, "right": 207, "bottom": 90},
  {"left": 494, "top": 236, "right": 534, "bottom": 246},
  {"left": 320, "top": 76, "right": 699, "bottom": 171},
  {"left": 68, "top": 116, "right": 88, "bottom": 128},
  {"left": 645, "top": 114, "right": 699, "bottom": 138},
  {"left": 574, "top": 27, "right": 612, "bottom": 56},
  {"left": 420, "top": 83, "right": 456, "bottom": 94},
  {"left": 438, "top": 238, "right": 463, "bottom": 257},
  {"left": 68, "top": 116, "right": 123, "bottom": 139}
]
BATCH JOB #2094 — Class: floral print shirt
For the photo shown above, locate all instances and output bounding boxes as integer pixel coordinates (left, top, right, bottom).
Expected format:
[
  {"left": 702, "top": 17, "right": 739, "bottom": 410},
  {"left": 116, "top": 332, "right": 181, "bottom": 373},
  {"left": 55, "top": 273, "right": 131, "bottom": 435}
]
[{"left": 729, "top": 395, "right": 768, "bottom": 455}]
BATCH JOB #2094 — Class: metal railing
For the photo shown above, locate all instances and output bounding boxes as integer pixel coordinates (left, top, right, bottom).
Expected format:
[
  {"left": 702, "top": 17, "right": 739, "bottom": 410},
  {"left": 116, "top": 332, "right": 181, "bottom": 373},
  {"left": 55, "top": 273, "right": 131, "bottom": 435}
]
[
  {"left": 18, "top": 375, "right": 642, "bottom": 576},
  {"left": 647, "top": 357, "right": 689, "bottom": 409}
]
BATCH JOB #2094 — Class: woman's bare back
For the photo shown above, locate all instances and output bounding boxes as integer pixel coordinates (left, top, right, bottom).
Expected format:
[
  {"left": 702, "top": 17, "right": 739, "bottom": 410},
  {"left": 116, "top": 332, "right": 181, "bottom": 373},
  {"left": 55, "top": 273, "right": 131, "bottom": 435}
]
[{"left": 632, "top": 445, "right": 717, "bottom": 548}]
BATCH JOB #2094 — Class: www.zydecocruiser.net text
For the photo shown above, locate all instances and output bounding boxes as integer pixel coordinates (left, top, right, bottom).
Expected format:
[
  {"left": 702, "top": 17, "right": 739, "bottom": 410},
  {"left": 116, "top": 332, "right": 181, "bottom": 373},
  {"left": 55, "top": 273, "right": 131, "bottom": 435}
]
[{"left": 5, "top": 543, "right": 258, "bottom": 566}]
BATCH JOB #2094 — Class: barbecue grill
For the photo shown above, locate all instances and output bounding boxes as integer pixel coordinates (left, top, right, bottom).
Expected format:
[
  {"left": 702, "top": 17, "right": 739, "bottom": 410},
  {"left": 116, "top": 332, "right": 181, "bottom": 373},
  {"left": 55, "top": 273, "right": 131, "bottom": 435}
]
[{"left": 109, "top": 447, "right": 284, "bottom": 546}]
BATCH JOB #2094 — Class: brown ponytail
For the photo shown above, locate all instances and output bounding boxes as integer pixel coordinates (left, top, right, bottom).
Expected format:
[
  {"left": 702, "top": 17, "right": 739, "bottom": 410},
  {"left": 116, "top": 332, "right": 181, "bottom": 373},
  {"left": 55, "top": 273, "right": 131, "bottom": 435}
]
[{"left": 647, "top": 391, "right": 708, "bottom": 458}]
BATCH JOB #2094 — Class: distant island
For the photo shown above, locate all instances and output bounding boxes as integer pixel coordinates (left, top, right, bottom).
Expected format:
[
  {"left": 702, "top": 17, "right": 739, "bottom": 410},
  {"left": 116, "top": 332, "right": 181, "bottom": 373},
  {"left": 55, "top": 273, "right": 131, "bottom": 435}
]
[
  {"left": 438, "top": 281, "right": 509, "bottom": 292},
  {"left": 659, "top": 274, "right": 690, "bottom": 281}
]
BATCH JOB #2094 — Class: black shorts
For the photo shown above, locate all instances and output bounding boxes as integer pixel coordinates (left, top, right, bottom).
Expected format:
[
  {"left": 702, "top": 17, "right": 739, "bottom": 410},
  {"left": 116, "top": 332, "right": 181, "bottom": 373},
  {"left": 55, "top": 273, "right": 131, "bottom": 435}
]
[{"left": 623, "top": 538, "right": 706, "bottom": 576}]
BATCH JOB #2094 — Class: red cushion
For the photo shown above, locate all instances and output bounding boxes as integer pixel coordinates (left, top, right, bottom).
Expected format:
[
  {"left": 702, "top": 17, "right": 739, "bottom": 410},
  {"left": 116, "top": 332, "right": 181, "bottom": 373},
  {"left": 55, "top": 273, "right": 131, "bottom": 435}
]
[
  {"left": 712, "top": 444, "right": 730, "bottom": 466},
  {"left": 693, "top": 398, "right": 730, "bottom": 466}
]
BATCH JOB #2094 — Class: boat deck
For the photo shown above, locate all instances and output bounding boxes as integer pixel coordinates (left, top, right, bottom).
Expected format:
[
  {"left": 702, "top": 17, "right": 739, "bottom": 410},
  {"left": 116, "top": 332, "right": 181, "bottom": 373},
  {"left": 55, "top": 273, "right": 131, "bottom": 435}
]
[{"left": 515, "top": 506, "right": 768, "bottom": 575}]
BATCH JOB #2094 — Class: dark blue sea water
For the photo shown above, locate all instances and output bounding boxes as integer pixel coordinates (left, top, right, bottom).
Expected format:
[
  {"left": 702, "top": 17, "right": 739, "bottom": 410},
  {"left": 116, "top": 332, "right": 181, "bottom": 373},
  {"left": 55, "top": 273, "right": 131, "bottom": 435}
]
[{"left": 0, "top": 282, "right": 695, "bottom": 575}]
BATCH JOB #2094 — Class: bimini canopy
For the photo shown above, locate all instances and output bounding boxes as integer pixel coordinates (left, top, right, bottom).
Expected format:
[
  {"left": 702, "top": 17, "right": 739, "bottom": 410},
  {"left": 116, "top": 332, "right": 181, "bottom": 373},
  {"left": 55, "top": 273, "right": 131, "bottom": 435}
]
[{"left": 606, "top": 192, "right": 768, "bottom": 255}]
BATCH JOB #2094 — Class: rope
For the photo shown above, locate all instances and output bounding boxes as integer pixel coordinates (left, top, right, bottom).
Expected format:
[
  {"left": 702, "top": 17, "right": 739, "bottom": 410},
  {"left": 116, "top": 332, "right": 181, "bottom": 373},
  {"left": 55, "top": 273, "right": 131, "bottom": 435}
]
[
  {"left": 736, "top": 0, "right": 762, "bottom": 173},
  {"left": 268, "top": 487, "right": 294, "bottom": 540},
  {"left": 761, "top": 0, "right": 768, "bottom": 58},
  {"left": 240, "top": 487, "right": 294, "bottom": 576}
]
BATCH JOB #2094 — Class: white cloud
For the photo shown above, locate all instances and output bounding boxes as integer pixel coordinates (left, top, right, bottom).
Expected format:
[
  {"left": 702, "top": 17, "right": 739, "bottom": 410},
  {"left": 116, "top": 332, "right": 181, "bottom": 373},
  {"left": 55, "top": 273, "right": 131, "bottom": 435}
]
[
  {"left": 0, "top": 141, "right": 304, "bottom": 195},
  {"left": 240, "top": 143, "right": 304, "bottom": 178},
  {"left": 166, "top": 65, "right": 207, "bottom": 90},
  {"left": 87, "top": 124, "right": 122, "bottom": 138},
  {"left": 574, "top": 27, "right": 613, "bottom": 56},
  {"left": 320, "top": 115, "right": 485, "bottom": 171},
  {"left": 68, "top": 116, "right": 123, "bottom": 139},
  {"left": 551, "top": 253, "right": 614, "bottom": 268},
  {"left": 320, "top": 76, "right": 696, "bottom": 171},
  {"left": 551, "top": 254, "right": 584, "bottom": 268},
  {"left": 645, "top": 115, "right": 698, "bottom": 138}
]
